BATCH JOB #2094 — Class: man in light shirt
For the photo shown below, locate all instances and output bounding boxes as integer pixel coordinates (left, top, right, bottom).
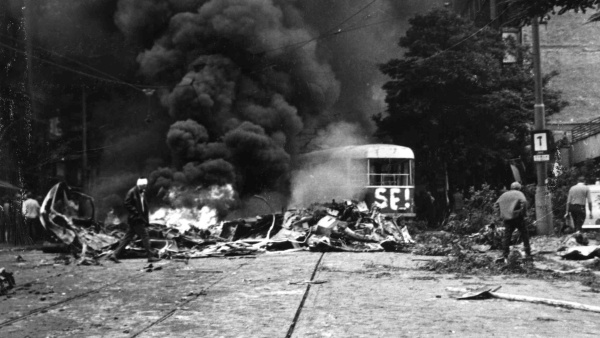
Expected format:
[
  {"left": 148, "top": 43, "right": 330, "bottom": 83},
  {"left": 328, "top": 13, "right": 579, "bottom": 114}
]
[
  {"left": 565, "top": 176, "right": 592, "bottom": 232},
  {"left": 22, "top": 192, "right": 41, "bottom": 242}
]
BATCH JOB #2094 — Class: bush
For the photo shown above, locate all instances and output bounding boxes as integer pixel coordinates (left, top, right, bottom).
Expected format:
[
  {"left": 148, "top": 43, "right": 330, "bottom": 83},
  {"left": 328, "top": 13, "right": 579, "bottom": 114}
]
[{"left": 444, "top": 184, "right": 500, "bottom": 234}]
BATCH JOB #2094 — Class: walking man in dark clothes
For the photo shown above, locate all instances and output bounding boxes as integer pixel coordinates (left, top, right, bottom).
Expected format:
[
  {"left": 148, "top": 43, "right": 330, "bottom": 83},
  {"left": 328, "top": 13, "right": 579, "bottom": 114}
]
[
  {"left": 496, "top": 182, "right": 531, "bottom": 262},
  {"left": 107, "top": 177, "right": 160, "bottom": 263},
  {"left": 565, "top": 176, "right": 592, "bottom": 232}
]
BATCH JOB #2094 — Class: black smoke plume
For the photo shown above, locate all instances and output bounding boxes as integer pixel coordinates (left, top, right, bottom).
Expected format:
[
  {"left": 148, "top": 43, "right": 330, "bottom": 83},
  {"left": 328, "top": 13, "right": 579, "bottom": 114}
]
[
  {"left": 115, "top": 0, "right": 342, "bottom": 206},
  {"left": 4, "top": 0, "right": 443, "bottom": 218}
]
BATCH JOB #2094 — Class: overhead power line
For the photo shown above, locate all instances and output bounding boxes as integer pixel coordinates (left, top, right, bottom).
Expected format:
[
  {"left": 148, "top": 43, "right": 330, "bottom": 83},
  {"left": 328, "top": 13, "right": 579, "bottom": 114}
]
[
  {"left": 0, "top": 31, "right": 143, "bottom": 93},
  {"left": 257, "top": 0, "right": 379, "bottom": 55},
  {"left": 0, "top": 1, "right": 524, "bottom": 92},
  {"left": 0, "top": 39, "right": 143, "bottom": 91}
]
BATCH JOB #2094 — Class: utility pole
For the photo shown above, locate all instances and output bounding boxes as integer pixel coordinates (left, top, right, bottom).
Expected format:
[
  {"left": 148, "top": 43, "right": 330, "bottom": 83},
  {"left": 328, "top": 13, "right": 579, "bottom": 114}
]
[
  {"left": 532, "top": 17, "right": 553, "bottom": 235},
  {"left": 490, "top": 0, "right": 497, "bottom": 28},
  {"left": 82, "top": 85, "right": 87, "bottom": 191},
  {"left": 24, "top": 0, "right": 34, "bottom": 111}
]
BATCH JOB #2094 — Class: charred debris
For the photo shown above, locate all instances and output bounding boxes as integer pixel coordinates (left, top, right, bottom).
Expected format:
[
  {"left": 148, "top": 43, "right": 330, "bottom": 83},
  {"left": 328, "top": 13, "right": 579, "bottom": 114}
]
[
  {"left": 39, "top": 183, "right": 416, "bottom": 263},
  {"left": 31, "top": 183, "right": 600, "bottom": 289}
]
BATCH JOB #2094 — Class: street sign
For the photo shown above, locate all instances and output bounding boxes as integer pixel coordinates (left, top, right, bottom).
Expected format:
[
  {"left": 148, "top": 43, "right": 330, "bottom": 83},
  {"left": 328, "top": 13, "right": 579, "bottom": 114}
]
[{"left": 531, "top": 130, "right": 551, "bottom": 162}]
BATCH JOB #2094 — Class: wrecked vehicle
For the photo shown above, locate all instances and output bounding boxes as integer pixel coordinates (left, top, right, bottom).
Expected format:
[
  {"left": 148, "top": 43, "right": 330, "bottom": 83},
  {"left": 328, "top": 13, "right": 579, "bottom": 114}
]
[
  {"left": 39, "top": 183, "right": 417, "bottom": 261},
  {"left": 40, "top": 182, "right": 117, "bottom": 258}
]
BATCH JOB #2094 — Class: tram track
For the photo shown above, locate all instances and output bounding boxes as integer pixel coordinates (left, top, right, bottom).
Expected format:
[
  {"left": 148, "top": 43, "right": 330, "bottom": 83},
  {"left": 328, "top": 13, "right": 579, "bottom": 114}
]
[
  {"left": 129, "top": 260, "right": 254, "bottom": 338},
  {"left": 1, "top": 253, "right": 325, "bottom": 336},
  {"left": 0, "top": 269, "right": 150, "bottom": 328},
  {"left": 285, "top": 252, "right": 325, "bottom": 338}
]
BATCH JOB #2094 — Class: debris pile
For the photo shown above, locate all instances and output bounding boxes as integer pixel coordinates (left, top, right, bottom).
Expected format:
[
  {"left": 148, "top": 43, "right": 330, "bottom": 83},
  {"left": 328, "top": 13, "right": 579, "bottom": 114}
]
[
  {"left": 557, "top": 232, "right": 600, "bottom": 260},
  {"left": 158, "top": 200, "right": 416, "bottom": 258},
  {"left": 0, "top": 268, "right": 15, "bottom": 295},
  {"left": 40, "top": 189, "right": 416, "bottom": 262}
]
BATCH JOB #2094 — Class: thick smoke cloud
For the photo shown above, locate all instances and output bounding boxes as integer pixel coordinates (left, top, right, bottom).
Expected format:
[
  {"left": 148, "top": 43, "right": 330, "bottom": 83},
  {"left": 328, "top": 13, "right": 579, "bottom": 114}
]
[
  {"left": 8, "top": 0, "right": 439, "bottom": 216},
  {"left": 166, "top": 119, "right": 210, "bottom": 165},
  {"left": 295, "top": 0, "right": 441, "bottom": 136},
  {"left": 111, "top": 0, "right": 440, "bottom": 213},
  {"left": 115, "top": 0, "right": 343, "bottom": 205},
  {"left": 223, "top": 121, "right": 290, "bottom": 193}
]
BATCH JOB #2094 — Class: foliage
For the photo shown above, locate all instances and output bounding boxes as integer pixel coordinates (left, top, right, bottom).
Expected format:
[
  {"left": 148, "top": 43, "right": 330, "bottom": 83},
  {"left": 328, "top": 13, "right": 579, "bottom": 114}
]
[
  {"left": 423, "top": 250, "right": 600, "bottom": 290},
  {"left": 405, "top": 219, "right": 429, "bottom": 235},
  {"left": 421, "top": 250, "right": 525, "bottom": 275},
  {"left": 412, "top": 231, "right": 460, "bottom": 255},
  {"left": 548, "top": 165, "right": 580, "bottom": 223},
  {"left": 505, "top": 0, "right": 600, "bottom": 25},
  {"left": 444, "top": 184, "right": 501, "bottom": 234},
  {"left": 376, "top": 9, "right": 567, "bottom": 189}
]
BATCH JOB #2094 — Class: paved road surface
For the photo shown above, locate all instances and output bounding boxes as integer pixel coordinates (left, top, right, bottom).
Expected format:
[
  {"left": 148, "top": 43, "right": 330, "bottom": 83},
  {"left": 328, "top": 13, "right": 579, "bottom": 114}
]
[{"left": 0, "top": 249, "right": 599, "bottom": 337}]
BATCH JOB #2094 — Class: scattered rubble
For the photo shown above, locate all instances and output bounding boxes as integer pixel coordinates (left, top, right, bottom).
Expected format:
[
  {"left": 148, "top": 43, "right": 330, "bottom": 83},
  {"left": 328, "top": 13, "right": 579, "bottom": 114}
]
[
  {"left": 0, "top": 268, "right": 15, "bottom": 295},
  {"left": 557, "top": 246, "right": 600, "bottom": 260},
  {"left": 39, "top": 191, "right": 416, "bottom": 262},
  {"left": 34, "top": 182, "right": 600, "bottom": 295}
]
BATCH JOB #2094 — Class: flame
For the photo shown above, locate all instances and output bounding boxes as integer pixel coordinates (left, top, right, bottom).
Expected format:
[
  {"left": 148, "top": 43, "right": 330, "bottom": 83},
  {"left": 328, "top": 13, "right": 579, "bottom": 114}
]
[
  {"left": 150, "top": 184, "right": 235, "bottom": 233},
  {"left": 151, "top": 206, "right": 218, "bottom": 233},
  {"left": 209, "top": 184, "right": 234, "bottom": 200}
]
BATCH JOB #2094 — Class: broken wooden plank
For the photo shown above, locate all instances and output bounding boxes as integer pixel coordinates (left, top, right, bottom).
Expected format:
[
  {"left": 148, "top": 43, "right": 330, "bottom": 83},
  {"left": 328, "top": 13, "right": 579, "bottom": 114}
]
[{"left": 490, "top": 292, "right": 600, "bottom": 313}]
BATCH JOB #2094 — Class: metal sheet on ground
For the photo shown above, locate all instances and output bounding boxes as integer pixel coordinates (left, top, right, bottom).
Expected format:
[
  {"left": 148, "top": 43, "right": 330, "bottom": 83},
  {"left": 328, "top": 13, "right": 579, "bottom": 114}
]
[{"left": 291, "top": 252, "right": 600, "bottom": 337}]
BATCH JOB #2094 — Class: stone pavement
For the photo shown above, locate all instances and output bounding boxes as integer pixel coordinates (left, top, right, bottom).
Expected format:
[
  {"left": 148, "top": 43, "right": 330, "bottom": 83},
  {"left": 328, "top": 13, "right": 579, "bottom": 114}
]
[{"left": 0, "top": 249, "right": 599, "bottom": 337}]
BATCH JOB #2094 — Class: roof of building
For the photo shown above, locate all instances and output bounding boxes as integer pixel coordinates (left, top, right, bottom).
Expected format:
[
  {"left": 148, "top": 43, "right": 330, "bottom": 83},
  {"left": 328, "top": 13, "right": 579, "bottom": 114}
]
[{"left": 301, "top": 144, "right": 414, "bottom": 160}]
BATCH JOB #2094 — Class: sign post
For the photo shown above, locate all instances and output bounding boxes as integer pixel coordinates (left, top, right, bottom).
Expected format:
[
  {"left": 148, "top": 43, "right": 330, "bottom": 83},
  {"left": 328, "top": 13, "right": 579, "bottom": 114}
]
[
  {"left": 531, "top": 18, "right": 553, "bottom": 235},
  {"left": 531, "top": 130, "right": 551, "bottom": 162}
]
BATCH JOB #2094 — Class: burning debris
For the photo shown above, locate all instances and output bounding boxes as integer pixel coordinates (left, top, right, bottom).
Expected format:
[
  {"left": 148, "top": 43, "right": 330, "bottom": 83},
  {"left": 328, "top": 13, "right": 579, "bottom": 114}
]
[{"left": 39, "top": 182, "right": 416, "bottom": 261}]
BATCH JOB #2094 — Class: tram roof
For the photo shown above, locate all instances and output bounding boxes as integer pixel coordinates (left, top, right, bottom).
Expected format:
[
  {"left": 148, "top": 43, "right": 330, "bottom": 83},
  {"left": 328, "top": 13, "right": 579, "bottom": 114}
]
[{"left": 302, "top": 144, "right": 414, "bottom": 160}]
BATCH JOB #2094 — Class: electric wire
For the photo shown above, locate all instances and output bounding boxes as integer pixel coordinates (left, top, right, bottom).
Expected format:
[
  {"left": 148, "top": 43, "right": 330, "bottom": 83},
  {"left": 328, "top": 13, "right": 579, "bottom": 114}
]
[
  {"left": 0, "top": 0, "right": 381, "bottom": 91},
  {"left": 0, "top": 32, "right": 144, "bottom": 93},
  {"left": 0, "top": 1, "right": 525, "bottom": 92},
  {"left": 257, "top": 0, "right": 379, "bottom": 55},
  {"left": 0, "top": 39, "right": 142, "bottom": 90},
  {"left": 0, "top": 1, "right": 538, "bottom": 172}
]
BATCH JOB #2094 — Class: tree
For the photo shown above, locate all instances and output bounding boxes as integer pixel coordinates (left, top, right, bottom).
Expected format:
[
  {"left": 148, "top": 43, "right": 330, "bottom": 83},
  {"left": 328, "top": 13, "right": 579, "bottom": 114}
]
[
  {"left": 505, "top": 0, "right": 600, "bottom": 23},
  {"left": 376, "top": 9, "right": 566, "bottom": 190}
]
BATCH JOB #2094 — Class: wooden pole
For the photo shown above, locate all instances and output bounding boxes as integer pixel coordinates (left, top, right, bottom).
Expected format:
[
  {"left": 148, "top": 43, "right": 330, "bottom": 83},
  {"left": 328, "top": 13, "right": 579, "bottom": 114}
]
[
  {"left": 491, "top": 291, "right": 600, "bottom": 313},
  {"left": 532, "top": 17, "right": 553, "bottom": 235},
  {"left": 82, "top": 86, "right": 87, "bottom": 191},
  {"left": 490, "top": 0, "right": 497, "bottom": 28}
]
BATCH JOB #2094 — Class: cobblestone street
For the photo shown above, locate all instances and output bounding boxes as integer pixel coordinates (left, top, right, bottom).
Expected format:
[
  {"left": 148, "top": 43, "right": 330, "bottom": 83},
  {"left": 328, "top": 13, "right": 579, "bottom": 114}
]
[{"left": 1, "top": 249, "right": 600, "bottom": 337}]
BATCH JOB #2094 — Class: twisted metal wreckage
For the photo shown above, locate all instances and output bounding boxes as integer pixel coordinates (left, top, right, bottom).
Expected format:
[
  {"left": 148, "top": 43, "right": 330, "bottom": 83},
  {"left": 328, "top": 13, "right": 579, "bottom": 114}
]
[{"left": 40, "top": 183, "right": 415, "bottom": 264}]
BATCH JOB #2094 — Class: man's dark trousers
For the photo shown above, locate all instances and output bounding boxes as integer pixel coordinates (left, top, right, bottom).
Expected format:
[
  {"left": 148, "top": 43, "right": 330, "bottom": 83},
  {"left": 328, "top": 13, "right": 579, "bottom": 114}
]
[
  {"left": 112, "top": 220, "right": 152, "bottom": 258},
  {"left": 503, "top": 216, "right": 531, "bottom": 258},
  {"left": 569, "top": 204, "right": 586, "bottom": 232}
]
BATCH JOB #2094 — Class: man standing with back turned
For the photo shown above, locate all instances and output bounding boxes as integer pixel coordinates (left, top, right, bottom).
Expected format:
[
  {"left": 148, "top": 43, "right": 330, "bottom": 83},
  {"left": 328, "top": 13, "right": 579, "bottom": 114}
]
[
  {"left": 22, "top": 192, "right": 41, "bottom": 242},
  {"left": 565, "top": 176, "right": 593, "bottom": 233},
  {"left": 108, "top": 177, "right": 160, "bottom": 263},
  {"left": 496, "top": 182, "right": 531, "bottom": 262}
]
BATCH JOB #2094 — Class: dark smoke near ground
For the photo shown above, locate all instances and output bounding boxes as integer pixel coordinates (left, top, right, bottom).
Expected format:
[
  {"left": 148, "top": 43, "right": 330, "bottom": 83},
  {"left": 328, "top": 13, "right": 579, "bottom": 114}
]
[
  {"left": 117, "top": 0, "right": 345, "bottom": 209},
  {"left": 4, "top": 0, "right": 444, "bottom": 219}
]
